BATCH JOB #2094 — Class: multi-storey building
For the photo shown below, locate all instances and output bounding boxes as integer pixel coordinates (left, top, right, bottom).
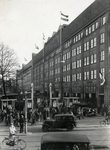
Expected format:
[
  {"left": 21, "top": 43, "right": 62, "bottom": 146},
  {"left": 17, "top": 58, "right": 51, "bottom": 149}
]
[{"left": 20, "top": 0, "right": 110, "bottom": 109}]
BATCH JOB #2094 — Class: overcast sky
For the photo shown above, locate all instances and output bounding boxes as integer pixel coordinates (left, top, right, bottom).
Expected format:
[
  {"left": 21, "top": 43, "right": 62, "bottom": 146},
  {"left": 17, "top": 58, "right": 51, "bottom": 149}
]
[{"left": 0, "top": 0, "right": 95, "bottom": 65}]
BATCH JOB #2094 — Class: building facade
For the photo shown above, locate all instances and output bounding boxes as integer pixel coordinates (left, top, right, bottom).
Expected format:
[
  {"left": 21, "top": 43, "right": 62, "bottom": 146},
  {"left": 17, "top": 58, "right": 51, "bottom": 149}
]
[{"left": 20, "top": 0, "right": 110, "bottom": 109}]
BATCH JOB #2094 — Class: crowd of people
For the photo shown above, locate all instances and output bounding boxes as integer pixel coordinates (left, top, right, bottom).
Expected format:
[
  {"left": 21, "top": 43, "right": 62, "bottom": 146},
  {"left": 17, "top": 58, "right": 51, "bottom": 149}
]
[{"left": 0, "top": 104, "right": 85, "bottom": 132}]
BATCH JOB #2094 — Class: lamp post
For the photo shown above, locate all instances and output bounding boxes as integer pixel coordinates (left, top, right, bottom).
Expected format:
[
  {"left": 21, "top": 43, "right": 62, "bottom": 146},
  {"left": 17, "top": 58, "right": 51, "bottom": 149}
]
[
  {"left": 49, "top": 83, "right": 52, "bottom": 117},
  {"left": 20, "top": 91, "right": 27, "bottom": 134}
]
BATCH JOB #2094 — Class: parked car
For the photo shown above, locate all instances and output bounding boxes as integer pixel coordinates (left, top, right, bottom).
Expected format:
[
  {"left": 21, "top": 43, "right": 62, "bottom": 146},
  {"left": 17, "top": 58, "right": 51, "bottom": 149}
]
[
  {"left": 42, "top": 114, "right": 77, "bottom": 132},
  {"left": 41, "top": 133, "right": 94, "bottom": 150},
  {"left": 83, "top": 108, "right": 97, "bottom": 117}
]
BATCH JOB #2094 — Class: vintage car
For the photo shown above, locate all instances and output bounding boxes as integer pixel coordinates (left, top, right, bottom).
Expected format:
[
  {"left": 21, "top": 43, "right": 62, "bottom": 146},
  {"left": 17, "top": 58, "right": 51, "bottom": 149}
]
[
  {"left": 41, "top": 133, "right": 93, "bottom": 150},
  {"left": 83, "top": 108, "right": 97, "bottom": 117},
  {"left": 42, "top": 114, "right": 77, "bottom": 132}
]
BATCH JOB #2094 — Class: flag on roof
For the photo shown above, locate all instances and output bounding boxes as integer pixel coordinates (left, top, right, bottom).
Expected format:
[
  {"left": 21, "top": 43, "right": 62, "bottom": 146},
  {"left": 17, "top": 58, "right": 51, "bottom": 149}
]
[
  {"left": 61, "top": 11, "right": 69, "bottom": 21},
  {"left": 35, "top": 44, "right": 39, "bottom": 49},
  {"left": 43, "top": 33, "right": 45, "bottom": 40},
  {"left": 24, "top": 57, "right": 27, "bottom": 61}
]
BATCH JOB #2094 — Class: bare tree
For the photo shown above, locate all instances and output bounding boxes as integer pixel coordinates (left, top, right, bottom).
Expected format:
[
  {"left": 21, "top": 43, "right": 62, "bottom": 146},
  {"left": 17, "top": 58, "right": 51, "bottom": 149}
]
[{"left": 0, "top": 43, "right": 19, "bottom": 96}]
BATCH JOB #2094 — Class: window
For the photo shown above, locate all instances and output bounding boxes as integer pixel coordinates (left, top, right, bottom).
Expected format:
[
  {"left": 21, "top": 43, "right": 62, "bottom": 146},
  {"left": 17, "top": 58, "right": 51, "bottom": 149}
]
[
  {"left": 101, "top": 68, "right": 105, "bottom": 76},
  {"left": 94, "top": 70, "right": 97, "bottom": 79},
  {"left": 91, "top": 39, "right": 93, "bottom": 48},
  {"left": 77, "top": 46, "right": 81, "bottom": 54},
  {"left": 91, "top": 70, "right": 93, "bottom": 79},
  {"left": 91, "top": 37, "right": 96, "bottom": 48},
  {"left": 89, "top": 27, "right": 91, "bottom": 34},
  {"left": 84, "top": 58, "right": 86, "bottom": 66},
  {"left": 86, "top": 29, "right": 88, "bottom": 36},
  {"left": 87, "top": 42, "right": 89, "bottom": 50},
  {"left": 77, "top": 73, "right": 81, "bottom": 80},
  {"left": 72, "top": 62, "right": 76, "bottom": 69},
  {"left": 94, "top": 54, "right": 96, "bottom": 63},
  {"left": 72, "top": 74, "right": 76, "bottom": 81},
  {"left": 101, "top": 33, "right": 105, "bottom": 44},
  {"left": 87, "top": 71, "right": 89, "bottom": 80},
  {"left": 92, "top": 24, "right": 95, "bottom": 32},
  {"left": 84, "top": 72, "right": 86, "bottom": 80},
  {"left": 91, "top": 55, "right": 93, "bottom": 64},
  {"left": 102, "top": 16, "right": 106, "bottom": 25},
  {"left": 67, "top": 75, "right": 70, "bottom": 82},
  {"left": 67, "top": 52, "right": 70, "bottom": 59},
  {"left": 67, "top": 64, "right": 70, "bottom": 71},
  {"left": 101, "top": 51, "right": 105, "bottom": 61},
  {"left": 63, "top": 65, "right": 66, "bottom": 72},
  {"left": 63, "top": 54, "right": 66, "bottom": 61},
  {"left": 87, "top": 57, "right": 89, "bottom": 65},
  {"left": 96, "top": 21, "right": 99, "bottom": 29},
  {"left": 72, "top": 48, "right": 76, "bottom": 56}
]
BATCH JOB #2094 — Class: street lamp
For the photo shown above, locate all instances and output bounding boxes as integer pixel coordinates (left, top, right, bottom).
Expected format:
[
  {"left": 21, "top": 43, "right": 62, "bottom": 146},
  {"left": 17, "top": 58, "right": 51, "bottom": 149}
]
[
  {"left": 20, "top": 91, "right": 27, "bottom": 134},
  {"left": 49, "top": 83, "right": 52, "bottom": 117}
]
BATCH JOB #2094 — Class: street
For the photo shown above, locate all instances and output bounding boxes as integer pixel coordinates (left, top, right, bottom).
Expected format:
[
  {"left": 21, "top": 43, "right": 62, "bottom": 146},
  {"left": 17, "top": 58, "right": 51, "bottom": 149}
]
[{"left": 0, "top": 116, "right": 110, "bottom": 150}]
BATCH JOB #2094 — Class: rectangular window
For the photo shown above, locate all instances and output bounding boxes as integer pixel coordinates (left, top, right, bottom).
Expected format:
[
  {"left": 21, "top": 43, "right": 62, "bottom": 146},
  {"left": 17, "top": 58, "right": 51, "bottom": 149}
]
[
  {"left": 94, "top": 70, "right": 97, "bottom": 79},
  {"left": 89, "top": 27, "right": 91, "bottom": 34},
  {"left": 91, "top": 39, "right": 93, "bottom": 48},
  {"left": 101, "top": 33, "right": 105, "bottom": 44},
  {"left": 63, "top": 65, "right": 66, "bottom": 72},
  {"left": 92, "top": 24, "right": 95, "bottom": 32},
  {"left": 84, "top": 72, "right": 86, "bottom": 80},
  {"left": 77, "top": 73, "right": 81, "bottom": 80},
  {"left": 84, "top": 43, "right": 86, "bottom": 51},
  {"left": 94, "top": 54, "right": 96, "bottom": 63},
  {"left": 94, "top": 37, "right": 97, "bottom": 47},
  {"left": 91, "top": 55, "right": 93, "bottom": 64},
  {"left": 72, "top": 48, "right": 76, "bottom": 56},
  {"left": 86, "top": 29, "right": 88, "bottom": 36},
  {"left": 67, "top": 52, "right": 70, "bottom": 59},
  {"left": 67, "top": 64, "right": 70, "bottom": 71},
  {"left": 96, "top": 21, "right": 99, "bottom": 29},
  {"left": 72, "top": 74, "right": 76, "bottom": 81},
  {"left": 84, "top": 58, "right": 86, "bottom": 66},
  {"left": 67, "top": 75, "right": 70, "bottom": 82},
  {"left": 87, "top": 57, "right": 89, "bottom": 65},
  {"left": 101, "top": 68, "right": 105, "bottom": 76},
  {"left": 101, "top": 51, "right": 105, "bottom": 61},
  {"left": 91, "top": 70, "right": 93, "bottom": 79},
  {"left": 72, "top": 62, "right": 76, "bottom": 69},
  {"left": 87, "top": 42, "right": 89, "bottom": 50},
  {"left": 87, "top": 71, "right": 89, "bottom": 80},
  {"left": 102, "top": 16, "right": 106, "bottom": 25}
]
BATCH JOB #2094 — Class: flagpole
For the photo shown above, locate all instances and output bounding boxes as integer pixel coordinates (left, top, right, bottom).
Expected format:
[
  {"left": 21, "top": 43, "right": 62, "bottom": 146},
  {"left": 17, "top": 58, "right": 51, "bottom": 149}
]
[{"left": 60, "top": 11, "right": 63, "bottom": 102}]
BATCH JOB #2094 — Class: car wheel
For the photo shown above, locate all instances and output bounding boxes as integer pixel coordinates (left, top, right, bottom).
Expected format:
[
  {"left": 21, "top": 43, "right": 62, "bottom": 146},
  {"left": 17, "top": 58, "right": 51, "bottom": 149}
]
[
  {"left": 67, "top": 124, "right": 73, "bottom": 131},
  {"left": 42, "top": 125, "right": 49, "bottom": 132}
]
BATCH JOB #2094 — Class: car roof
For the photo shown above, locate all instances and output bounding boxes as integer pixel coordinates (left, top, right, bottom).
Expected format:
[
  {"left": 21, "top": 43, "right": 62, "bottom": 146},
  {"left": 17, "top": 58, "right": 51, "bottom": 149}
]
[
  {"left": 55, "top": 114, "right": 74, "bottom": 117},
  {"left": 41, "top": 133, "right": 90, "bottom": 144}
]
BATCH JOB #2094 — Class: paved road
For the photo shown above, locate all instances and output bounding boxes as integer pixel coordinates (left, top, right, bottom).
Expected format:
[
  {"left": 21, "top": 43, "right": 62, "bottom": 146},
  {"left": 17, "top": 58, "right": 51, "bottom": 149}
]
[{"left": 0, "top": 115, "right": 110, "bottom": 150}]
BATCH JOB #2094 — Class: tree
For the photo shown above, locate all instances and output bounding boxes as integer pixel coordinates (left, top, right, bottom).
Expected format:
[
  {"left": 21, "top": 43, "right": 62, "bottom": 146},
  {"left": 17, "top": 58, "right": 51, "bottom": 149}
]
[{"left": 0, "top": 43, "right": 19, "bottom": 96}]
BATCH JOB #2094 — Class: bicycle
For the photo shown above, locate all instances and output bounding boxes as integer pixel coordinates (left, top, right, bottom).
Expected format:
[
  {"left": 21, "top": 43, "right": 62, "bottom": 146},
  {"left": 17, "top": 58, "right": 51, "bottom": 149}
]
[
  {"left": 2, "top": 135, "right": 26, "bottom": 149},
  {"left": 100, "top": 119, "right": 110, "bottom": 126}
]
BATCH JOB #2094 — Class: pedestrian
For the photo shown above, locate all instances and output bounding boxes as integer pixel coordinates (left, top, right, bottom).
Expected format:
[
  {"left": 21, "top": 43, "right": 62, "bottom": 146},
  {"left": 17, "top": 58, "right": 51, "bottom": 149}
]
[{"left": 19, "top": 114, "right": 24, "bottom": 133}]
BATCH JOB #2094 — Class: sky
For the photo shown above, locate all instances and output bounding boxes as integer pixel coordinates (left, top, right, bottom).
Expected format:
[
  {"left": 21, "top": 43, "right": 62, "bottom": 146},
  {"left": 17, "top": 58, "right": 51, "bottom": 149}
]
[{"left": 0, "top": 0, "right": 95, "bottom": 66}]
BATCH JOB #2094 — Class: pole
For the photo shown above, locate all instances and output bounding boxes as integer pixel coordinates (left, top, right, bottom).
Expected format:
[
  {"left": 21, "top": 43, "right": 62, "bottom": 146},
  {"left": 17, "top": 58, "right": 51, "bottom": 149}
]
[
  {"left": 49, "top": 83, "right": 52, "bottom": 117},
  {"left": 31, "top": 83, "right": 34, "bottom": 109},
  {"left": 60, "top": 21, "right": 63, "bottom": 102},
  {"left": 25, "top": 91, "right": 27, "bottom": 133}
]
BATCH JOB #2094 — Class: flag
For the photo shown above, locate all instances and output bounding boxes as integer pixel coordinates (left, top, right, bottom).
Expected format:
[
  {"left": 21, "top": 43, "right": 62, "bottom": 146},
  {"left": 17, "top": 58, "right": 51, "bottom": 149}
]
[
  {"left": 35, "top": 44, "right": 39, "bottom": 49},
  {"left": 24, "top": 57, "right": 27, "bottom": 61},
  {"left": 61, "top": 11, "right": 69, "bottom": 21},
  {"left": 43, "top": 33, "right": 45, "bottom": 40},
  {"left": 99, "top": 72, "right": 105, "bottom": 85}
]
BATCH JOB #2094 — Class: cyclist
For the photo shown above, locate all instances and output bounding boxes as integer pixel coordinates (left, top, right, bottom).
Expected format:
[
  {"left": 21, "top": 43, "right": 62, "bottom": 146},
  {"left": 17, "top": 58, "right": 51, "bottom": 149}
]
[{"left": 8, "top": 122, "right": 17, "bottom": 143}]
